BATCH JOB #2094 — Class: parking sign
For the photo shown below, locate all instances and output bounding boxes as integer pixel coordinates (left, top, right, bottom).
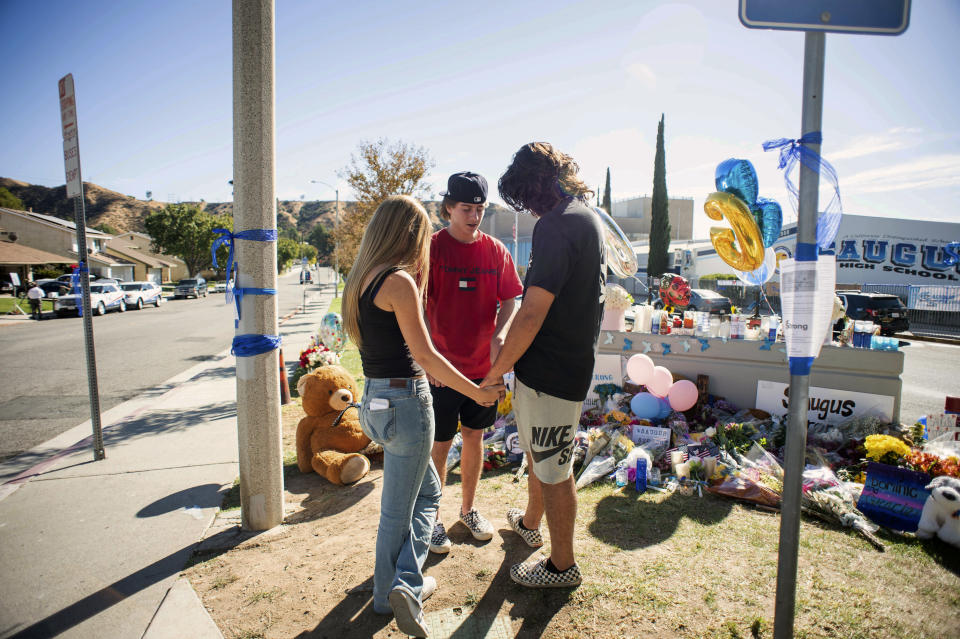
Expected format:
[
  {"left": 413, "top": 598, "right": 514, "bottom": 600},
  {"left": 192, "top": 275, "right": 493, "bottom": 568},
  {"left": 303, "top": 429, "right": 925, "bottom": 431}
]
[{"left": 59, "top": 74, "right": 83, "bottom": 198}]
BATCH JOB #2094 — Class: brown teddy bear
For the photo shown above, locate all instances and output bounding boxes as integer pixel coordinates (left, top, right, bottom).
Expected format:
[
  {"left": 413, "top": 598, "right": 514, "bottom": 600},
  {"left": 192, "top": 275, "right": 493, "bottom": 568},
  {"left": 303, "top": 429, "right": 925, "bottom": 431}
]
[{"left": 295, "top": 364, "right": 378, "bottom": 485}]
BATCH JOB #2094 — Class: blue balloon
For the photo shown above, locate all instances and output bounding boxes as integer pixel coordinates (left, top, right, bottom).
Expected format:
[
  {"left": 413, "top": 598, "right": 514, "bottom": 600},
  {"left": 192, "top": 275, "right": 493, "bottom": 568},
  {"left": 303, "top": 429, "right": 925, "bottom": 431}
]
[
  {"left": 715, "top": 158, "right": 758, "bottom": 208},
  {"left": 753, "top": 197, "right": 783, "bottom": 247},
  {"left": 657, "top": 396, "right": 672, "bottom": 419},
  {"left": 630, "top": 392, "right": 661, "bottom": 419}
]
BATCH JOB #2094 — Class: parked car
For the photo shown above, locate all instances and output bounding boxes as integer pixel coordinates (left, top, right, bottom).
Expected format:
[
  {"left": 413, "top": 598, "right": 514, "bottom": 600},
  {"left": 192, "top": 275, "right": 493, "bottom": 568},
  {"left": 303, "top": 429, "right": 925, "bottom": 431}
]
[
  {"left": 37, "top": 281, "right": 70, "bottom": 298},
  {"left": 120, "top": 281, "right": 163, "bottom": 309},
  {"left": 174, "top": 277, "right": 208, "bottom": 299},
  {"left": 836, "top": 292, "right": 909, "bottom": 336},
  {"left": 213, "top": 281, "right": 227, "bottom": 293},
  {"left": 53, "top": 283, "right": 127, "bottom": 317},
  {"left": 654, "top": 288, "right": 733, "bottom": 314}
]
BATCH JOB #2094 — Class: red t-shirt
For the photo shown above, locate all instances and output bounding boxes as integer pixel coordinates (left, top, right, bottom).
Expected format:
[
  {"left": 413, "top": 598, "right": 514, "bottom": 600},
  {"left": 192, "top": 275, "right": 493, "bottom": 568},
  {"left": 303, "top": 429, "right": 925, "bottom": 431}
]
[{"left": 426, "top": 229, "right": 524, "bottom": 379}]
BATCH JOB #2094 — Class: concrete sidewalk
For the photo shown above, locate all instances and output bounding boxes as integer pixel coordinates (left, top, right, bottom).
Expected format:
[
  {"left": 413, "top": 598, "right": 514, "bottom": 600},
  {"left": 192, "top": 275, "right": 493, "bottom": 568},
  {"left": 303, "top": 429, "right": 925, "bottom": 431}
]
[{"left": 0, "top": 281, "right": 335, "bottom": 639}]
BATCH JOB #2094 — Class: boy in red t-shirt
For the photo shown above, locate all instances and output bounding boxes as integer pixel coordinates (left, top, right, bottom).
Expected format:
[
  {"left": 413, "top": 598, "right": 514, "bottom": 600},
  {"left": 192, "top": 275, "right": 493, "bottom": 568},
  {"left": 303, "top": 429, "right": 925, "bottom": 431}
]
[{"left": 426, "top": 171, "right": 524, "bottom": 554}]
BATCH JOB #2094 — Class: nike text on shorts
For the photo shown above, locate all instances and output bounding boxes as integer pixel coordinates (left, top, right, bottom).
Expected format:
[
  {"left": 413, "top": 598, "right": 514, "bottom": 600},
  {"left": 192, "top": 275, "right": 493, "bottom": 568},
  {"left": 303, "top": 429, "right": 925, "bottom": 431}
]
[{"left": 513, "top": 379, "right": 582, "bottom": 484}]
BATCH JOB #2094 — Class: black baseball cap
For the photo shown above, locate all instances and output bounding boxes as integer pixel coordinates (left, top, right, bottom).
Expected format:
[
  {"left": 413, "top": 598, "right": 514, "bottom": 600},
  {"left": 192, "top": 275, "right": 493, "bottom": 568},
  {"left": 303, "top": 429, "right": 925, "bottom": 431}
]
[{"left": 441, "top": 171, "right": 487, "bottom": 204}]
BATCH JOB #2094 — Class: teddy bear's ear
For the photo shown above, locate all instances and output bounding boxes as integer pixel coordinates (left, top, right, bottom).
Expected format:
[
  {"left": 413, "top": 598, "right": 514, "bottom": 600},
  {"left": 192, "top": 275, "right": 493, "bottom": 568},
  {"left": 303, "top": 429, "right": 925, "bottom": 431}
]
[{"left": 297, "top": 372, "right": 312, "bottom": 398}]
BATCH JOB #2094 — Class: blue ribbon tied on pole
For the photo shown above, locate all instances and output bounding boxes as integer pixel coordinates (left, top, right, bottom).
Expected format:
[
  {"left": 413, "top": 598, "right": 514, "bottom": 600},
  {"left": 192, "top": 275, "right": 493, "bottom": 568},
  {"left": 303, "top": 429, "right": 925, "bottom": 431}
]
[
  {"left": 762, "top": 132, "right": 842, "bottom": 250},
  {"left": 211, "top": 227, "right": 279, "bottom": 334}
]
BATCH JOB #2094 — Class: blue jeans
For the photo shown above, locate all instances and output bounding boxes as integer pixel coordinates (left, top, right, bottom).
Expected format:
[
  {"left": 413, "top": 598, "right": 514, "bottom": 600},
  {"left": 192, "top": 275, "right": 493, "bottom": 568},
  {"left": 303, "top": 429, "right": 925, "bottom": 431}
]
[{"left": 359, "top": 376, "right": 440, "bottom": 614}]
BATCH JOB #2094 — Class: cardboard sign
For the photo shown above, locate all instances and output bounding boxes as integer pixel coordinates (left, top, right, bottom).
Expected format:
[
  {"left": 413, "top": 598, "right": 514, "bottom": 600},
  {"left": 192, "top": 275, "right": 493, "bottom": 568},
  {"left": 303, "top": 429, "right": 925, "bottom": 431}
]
[
  {"left": 587, "top": 354, "right": 623, "bottom": 402},
  {"left": 755, "top": 380, "right": 895, "bottom": 424},
  {"left": 856, "top": 462, "right": 931, "bottom": 532},
  {"left": 925, "top": 413, "right": 960, "bottom": 441},
  {"left": 631, "top": 425, "right": 671, "bottom": 449}
]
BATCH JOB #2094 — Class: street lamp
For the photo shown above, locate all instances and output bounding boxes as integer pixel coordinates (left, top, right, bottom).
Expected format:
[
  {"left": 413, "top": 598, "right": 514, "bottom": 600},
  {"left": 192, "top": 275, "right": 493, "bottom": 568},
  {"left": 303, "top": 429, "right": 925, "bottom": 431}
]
[{"left": 310, "top": 179, "right": 340, "bottom": 298}]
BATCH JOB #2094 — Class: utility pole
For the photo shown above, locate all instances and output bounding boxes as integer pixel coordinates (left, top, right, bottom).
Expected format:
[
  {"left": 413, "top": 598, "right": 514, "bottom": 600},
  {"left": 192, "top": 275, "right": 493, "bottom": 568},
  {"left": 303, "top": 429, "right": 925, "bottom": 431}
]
[
  {"left": 310, "top": 179, "right": 339, "bottom": 297},
  {"left": 233, "top": 0, "right": 283, "bottom": 531}
]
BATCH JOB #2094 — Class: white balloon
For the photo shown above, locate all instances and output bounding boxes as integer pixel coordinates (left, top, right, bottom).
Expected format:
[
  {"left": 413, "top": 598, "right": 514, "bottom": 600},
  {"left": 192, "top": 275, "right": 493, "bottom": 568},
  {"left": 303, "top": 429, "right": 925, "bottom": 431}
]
[{"left": 737, "top": 246, "right": 777, "bottom": 286}]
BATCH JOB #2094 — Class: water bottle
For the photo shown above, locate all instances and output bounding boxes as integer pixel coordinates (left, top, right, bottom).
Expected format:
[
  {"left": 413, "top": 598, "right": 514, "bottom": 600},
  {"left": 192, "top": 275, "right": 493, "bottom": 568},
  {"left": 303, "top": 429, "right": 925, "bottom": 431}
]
[
  {"left": 636, "top": 458, "right": 647, "bottom": 493},
  {"left": 651, "top": 310, "right": 660, "bottom": 335},
  {"left": 615, "top": 463, "right": 628, "bottom": 488},
  {"left": 853, "top": 321, "right": 863, "bottom": 348},
  {"left": 768, "top": 315, "right": 780, "bottom": 341}
]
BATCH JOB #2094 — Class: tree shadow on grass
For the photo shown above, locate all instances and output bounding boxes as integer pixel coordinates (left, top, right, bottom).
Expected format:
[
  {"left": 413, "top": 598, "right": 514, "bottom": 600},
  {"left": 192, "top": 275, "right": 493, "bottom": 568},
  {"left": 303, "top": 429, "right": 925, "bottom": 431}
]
[{"left": 588, "top": 488, "right": 735, "bottom": 550}]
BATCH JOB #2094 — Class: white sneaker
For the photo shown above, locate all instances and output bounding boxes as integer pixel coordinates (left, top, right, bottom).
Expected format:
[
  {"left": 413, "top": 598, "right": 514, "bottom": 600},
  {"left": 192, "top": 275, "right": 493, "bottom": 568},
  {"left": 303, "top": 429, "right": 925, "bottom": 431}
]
[
  {"left": 429, "top": 521, "right": 451, "bottom": 554},
  {"left": 422, "top": 575, "right": 436, "bottom": 601},
  {"left": 389, "top": 587, "right": 429, "bottom": 638}
]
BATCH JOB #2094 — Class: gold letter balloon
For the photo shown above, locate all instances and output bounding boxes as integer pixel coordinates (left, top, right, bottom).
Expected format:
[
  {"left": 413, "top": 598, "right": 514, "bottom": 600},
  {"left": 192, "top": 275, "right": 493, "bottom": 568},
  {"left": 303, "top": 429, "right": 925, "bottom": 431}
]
[{"left": 704, "top": 191, "right": 765, "bottom": 272}]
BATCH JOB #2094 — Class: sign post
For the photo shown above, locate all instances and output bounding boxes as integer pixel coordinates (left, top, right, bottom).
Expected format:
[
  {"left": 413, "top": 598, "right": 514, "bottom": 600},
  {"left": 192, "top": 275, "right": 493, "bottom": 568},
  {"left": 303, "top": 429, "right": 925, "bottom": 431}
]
[
  {"left": 59, "top": 73, "right": 105, "bottom": 461},
  {"left": 739, "top": 3, "right": 909, "bottom": 637}
]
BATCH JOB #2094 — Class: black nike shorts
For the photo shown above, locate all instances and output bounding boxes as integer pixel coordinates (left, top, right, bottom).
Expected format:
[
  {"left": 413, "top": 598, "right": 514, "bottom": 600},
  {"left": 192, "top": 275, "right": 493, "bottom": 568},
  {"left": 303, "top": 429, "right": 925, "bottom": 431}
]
[{"left": 430, "top": 380, "right": 498, "bottom": 442}]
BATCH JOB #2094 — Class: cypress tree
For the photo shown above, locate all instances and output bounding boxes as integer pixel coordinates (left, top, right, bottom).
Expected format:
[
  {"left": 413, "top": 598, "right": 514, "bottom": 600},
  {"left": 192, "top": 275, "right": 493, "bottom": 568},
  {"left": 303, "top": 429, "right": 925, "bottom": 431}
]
[
  {"left": 602, "top": 167, "right": 612, "bottom": 214},
  {"left": 648, "top": 114, "right": 671, "bottom": 279}
]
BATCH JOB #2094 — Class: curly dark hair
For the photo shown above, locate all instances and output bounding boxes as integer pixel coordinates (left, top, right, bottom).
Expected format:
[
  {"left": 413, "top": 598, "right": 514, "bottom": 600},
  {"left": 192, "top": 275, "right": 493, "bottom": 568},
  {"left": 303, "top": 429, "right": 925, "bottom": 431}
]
[{"left": 498, "top": 142, "right": 594, "bottom": 216}]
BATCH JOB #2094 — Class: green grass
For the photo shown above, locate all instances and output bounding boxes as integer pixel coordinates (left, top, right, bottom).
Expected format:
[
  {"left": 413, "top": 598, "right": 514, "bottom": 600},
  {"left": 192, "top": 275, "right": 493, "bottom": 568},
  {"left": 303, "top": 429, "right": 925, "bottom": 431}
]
[{"left": 0, "top": 298, "right": 54, "bottom": 313}]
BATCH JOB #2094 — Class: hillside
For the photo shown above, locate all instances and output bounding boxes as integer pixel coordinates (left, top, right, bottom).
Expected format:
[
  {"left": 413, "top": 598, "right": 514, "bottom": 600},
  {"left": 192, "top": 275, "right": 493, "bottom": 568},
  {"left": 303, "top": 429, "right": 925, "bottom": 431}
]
[{"left": 0, "top": 177, "right": 511, "bottom": 236}]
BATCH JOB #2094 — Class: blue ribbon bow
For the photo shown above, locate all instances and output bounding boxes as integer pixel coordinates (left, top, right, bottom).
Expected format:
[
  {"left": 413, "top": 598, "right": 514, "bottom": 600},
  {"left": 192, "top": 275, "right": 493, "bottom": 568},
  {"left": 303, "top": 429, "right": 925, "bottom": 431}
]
[
  {"left": 762, "top": 132, "right": 842, "bottom": 250},
  {"left": 211, "top": 228, "right": 279, "bottom": 327}
]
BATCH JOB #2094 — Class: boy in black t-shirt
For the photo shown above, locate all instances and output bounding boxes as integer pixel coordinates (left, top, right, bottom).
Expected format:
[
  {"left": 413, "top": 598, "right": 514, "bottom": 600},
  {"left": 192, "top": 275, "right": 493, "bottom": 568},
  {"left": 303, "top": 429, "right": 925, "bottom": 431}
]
[{"left": 481, "top": 142, "right": 606, "bottom": 588}]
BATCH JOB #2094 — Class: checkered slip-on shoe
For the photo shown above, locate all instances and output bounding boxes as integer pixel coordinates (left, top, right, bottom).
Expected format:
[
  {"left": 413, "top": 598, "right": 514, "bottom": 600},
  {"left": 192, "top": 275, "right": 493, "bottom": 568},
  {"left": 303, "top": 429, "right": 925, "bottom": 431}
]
[
  {"left": 429, "top": 521, "right": 452, "bottom": 554},
  {"left": 506, "top": 507, "right": 543, "bottom": 548},
  {"left": 510, "top": 556, "right": 582, "bottom": 588},
  {"left": 388, "top": 587, "right": 429, "bottom": 638},
  {"left": 459, "top": 508, "right": 494, "bottom": 541}
]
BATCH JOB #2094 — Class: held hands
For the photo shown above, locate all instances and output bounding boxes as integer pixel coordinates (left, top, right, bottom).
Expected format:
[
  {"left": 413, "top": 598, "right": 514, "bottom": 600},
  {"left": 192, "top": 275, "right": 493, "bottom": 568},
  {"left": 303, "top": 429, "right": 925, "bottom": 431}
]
[
  {"left": 426, "top": 373, "right": 445, "bottom": 388},
  {"left": 474, "top": 382, "right": 505, "bottom": 407},
  {"left": 478, "top": 374, "right": 507, "bottom": 404}
]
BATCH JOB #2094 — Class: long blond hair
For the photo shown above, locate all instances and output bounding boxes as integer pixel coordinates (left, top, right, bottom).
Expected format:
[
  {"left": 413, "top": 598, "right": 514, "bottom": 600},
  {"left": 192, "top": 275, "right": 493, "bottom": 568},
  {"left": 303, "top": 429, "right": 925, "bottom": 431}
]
[{"left": 343, "top": 195, "right": 431, "bottom": 349}]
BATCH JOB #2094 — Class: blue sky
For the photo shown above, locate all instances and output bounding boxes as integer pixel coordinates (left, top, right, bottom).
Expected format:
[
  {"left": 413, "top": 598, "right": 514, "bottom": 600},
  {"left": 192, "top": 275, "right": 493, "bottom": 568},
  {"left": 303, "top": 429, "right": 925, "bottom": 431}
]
[{"left": 2, "top": 1, "right": 958, "bottom": 238}]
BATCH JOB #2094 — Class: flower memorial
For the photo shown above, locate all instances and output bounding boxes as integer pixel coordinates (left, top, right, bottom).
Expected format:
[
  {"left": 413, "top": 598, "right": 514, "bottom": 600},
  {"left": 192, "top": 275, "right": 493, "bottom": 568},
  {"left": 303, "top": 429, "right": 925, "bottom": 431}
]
[{"left": 291, "top": 335, "right": 341, "bottom": 393}]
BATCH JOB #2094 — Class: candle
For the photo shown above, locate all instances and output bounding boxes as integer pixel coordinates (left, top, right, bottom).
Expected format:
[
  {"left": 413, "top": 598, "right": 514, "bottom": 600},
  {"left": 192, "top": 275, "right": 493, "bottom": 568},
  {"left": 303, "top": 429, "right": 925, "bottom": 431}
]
[
  {"left": 670, "top": 450, "right": 685, "bottom": 471},
  {"left": 702, "top": 456, "right": 717, "bottom": 479},
  {"left": 675, "top": 461, "right": 691, "bottom": 480}
]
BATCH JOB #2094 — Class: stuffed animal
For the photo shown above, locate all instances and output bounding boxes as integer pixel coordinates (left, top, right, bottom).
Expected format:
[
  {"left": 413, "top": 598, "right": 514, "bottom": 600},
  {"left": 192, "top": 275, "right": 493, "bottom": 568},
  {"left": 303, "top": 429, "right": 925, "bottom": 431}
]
[
  {"left": 295, "top": 365, "right": 378, "bottom": 485},
  {"left": 916, "top": 475, "right": 960, "bottom": 547}
]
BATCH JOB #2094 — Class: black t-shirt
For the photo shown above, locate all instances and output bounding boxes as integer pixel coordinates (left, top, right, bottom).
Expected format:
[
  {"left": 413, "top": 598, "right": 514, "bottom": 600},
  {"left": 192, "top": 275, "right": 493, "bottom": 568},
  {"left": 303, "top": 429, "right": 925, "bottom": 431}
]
[{"left": 515, "top": 198, "right": 606, "bottom": 401}]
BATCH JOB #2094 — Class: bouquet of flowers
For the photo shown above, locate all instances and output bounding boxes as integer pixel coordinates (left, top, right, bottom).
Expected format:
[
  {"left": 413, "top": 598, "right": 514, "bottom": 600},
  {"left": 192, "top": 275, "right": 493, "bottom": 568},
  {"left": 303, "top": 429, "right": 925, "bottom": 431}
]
[
  {"left": 603, "top": 284, "right": 633, "bottom": 311},
  {"left": 863, "top": 434, "right": 911, "bottom": 466},
  {"left": 904, "top": 449, "right": 960, "bottom": 479},
  {"left": 800, "top": 466, "right": 885, "bottom": 550},
  {"left": 290, "top": 337, "right": 342, "bottom": 393}
]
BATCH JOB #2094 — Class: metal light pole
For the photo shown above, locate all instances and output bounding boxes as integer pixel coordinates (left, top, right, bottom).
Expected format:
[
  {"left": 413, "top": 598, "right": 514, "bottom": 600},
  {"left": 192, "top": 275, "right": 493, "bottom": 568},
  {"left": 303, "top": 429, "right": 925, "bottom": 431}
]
[{"left": 310, "top": 179, "right": 339, "bottom": 298}]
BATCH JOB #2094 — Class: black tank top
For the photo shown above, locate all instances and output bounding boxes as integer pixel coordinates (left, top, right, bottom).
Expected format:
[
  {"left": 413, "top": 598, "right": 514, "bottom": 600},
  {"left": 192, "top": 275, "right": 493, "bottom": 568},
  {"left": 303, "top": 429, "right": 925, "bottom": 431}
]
[{"left": 358, "top": 267, "right": 425, "bottom": 378}]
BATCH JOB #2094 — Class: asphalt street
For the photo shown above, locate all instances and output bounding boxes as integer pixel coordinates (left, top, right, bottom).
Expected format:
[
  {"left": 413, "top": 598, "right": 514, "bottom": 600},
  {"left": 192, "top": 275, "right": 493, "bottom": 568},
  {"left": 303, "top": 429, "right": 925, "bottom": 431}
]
[{"left": 0, "top": 268, "right": 328, "bottom": 462}]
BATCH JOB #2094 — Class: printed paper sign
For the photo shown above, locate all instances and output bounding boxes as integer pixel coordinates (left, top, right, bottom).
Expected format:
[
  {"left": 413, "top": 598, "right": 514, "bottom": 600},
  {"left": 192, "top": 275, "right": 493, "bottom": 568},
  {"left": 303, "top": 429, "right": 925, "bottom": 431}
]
[
  {"left": 755, "top": 380, "right": 895, "bottom": 424},
  {"left": 587, "top": 353, "right": 623, "bottom": 402},
  {"left": 779, "top": 255, "right": 836, "bottom": 360},
  {"left": 631, "top": 425, "right": 671, "bottom": 449},
  {"left": 857, "top": 462, "right": 931, "bottom": 532}
]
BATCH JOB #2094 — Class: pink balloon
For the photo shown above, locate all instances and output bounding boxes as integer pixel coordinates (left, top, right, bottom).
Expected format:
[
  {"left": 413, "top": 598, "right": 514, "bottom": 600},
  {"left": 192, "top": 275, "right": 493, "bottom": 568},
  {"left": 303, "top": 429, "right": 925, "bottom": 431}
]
[
  {"left": 668, "top": 379, "right": 699, "bottom": 412},
  {"left": 647, "top": 366, "right": 673, "bottom": 398},
  {"left": 626, "top": 353, "right": 655, "bottom": 385}
]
